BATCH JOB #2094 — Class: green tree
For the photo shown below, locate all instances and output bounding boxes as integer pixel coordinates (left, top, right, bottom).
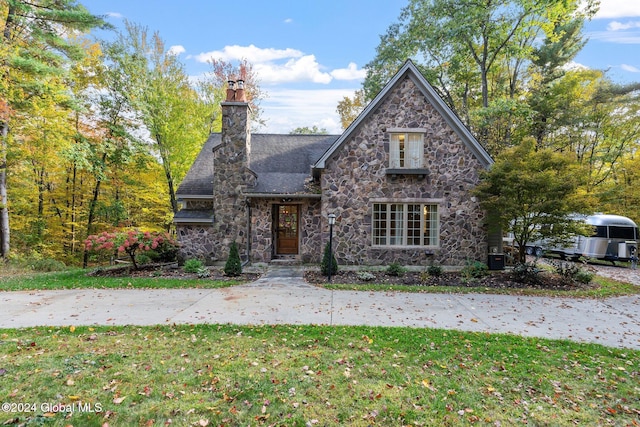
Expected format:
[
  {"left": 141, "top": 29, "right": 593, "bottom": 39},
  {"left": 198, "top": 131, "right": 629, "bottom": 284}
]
[
  {"left": 474, "top": 139, "right": 590, "bottom": 262},
  {"left": 224, "top": 241, "right": 242, "bottom": 276},
  {"left": 113, "top": 22, "right": 209, "bottom": 214},
  {"left": 320, "top": 242, "right": 338, "bottom": 277},
  {"left": 363, "top": 0, "right": 597, "bottom": 148},
  {"left": 0, "top": 0, "right": 109, "bottom": 258},
  {"left": 81, "top": 34, "right": 146, "bottom": 267},
  {"left": 290, "top": 125, "right": 328, "bottom": 135},
  {"left": 527, "top": 18, "right": 588, "bottom": 150}
]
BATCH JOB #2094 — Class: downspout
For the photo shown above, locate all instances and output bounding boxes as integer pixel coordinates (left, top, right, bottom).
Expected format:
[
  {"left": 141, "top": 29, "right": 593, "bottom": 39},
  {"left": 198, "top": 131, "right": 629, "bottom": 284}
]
[{"left": 243, "top": 198, "right": 251, "bottom": 267}]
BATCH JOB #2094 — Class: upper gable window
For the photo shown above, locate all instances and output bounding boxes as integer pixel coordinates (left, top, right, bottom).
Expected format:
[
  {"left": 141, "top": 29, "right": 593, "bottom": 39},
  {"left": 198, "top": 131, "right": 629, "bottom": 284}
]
[{"left": 389, "top": 129, "right": 425, "bottom": 169}]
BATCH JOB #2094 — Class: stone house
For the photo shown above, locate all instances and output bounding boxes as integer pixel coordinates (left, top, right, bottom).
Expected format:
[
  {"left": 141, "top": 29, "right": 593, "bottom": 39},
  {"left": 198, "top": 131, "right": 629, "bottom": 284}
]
[{"left": 173, "top": 60, "right": 498, "bottom": 266}]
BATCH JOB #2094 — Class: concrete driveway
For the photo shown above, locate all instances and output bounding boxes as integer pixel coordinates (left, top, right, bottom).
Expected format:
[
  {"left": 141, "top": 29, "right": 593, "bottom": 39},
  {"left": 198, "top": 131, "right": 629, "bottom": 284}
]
[{"left": 1, "top": 266, "right": 639, "bottom": 349}]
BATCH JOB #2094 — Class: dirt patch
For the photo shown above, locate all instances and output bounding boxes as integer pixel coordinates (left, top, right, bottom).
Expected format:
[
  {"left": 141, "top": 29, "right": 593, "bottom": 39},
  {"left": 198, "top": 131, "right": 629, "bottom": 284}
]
[
  {"left": 87, "top": 263, "right": 261, "bottom": 282},
  {"left": 303, "top": 269, "right": 594, "bottom": 291}
]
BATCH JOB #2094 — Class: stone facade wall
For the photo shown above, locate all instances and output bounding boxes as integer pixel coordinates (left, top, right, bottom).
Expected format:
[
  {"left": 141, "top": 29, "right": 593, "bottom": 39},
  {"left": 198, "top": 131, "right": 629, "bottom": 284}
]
[
  {"left": 321, "top": 76, "right": 488, "bottom": 266},
  {"left": 299, "top": 199, "right": 323, "bottom": 263},
  {"left": 176, "top": 199, "right": 215, "bottom": 263},
  {"left": 176, "top": 225, "right": 216, "bottom": 263}
]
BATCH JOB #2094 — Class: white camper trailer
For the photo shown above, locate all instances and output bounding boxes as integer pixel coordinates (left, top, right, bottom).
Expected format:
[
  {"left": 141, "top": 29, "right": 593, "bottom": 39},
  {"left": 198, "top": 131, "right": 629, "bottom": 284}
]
[{"left": 525, "top": 214, "right": 638, "bottom": 262}]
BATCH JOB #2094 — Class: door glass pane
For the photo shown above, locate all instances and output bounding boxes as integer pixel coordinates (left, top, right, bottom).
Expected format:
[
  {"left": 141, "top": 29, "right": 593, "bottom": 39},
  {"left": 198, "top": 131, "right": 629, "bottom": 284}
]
[{"left": 279, "top": 205, "right": 297, "bottom": 237}]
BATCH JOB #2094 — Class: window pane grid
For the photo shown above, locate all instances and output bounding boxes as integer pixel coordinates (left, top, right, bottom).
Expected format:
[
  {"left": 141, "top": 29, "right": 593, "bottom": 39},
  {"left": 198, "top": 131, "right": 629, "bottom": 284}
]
[
  {"left": 423, "top": 204, "right": 439, "bottom": 246},
  {"left": 372, "top": 203, "right": 439, "bottom": 247}
]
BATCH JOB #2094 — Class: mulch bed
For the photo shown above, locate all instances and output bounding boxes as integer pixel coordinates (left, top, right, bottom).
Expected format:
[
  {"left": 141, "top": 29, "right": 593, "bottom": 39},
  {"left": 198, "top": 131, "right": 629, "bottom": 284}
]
[
  {"left": 87, "top": 262, "right": 594, "bottom": 291},
  {"left": 303, "top": 269, "right": 593, "bottom": 291},
  {"left": 87, "top": 263, "right": 261, "bottom": 282}
]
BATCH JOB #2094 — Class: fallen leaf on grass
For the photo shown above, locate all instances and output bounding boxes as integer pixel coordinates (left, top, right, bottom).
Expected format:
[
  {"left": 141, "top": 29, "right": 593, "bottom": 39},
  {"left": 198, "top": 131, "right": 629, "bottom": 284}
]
[{"left": 113, "top": 396, "right": 127, "bottom": 404}]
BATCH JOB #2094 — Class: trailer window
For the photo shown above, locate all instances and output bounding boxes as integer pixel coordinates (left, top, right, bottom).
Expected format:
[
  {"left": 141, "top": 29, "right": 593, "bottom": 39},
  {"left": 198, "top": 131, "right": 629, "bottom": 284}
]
[
  {"left": 592, "top": 226, "right": 607, "bottom": 238},
  {"left": 608, "top": 226, "right": 636, "bottom": 239}
]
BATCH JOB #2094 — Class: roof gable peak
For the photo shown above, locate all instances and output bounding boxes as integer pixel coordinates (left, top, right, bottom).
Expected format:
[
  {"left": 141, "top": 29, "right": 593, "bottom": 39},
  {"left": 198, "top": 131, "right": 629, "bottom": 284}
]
[{"left": 313, "top": 59, "right": 493, "bottom": 170}]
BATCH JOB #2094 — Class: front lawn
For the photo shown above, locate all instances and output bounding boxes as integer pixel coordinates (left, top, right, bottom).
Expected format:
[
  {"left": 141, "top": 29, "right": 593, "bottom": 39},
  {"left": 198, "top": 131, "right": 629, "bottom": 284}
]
[
  {"left": 1, "top": 324, "right": 638, "bottom": 426},
  {"left": 0, "top": 268, "right": 251, "bottom": 291}
]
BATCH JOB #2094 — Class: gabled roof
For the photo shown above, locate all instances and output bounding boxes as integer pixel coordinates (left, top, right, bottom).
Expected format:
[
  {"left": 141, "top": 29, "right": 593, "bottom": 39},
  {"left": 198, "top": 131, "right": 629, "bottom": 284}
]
[
  {"left": 313, "top": 59, "right": 493, "bottom": 170},
  {"left": 175, "top": 135, "right": 216, "bottom": 197},
  {"left": 176, "top": 133, "right": 338, "bottom": 198}
]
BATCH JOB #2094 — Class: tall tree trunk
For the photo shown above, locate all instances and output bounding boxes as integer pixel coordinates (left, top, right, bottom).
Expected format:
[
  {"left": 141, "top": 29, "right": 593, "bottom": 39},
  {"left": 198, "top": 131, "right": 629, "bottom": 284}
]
[
  {"left": 155, "top": 134, "right": 178, "bottom": 213},
  {"left": 0, "top": 0, "right": 17, "bottom": 260},
  {"left": 82, "top": 153, "right": 106, "bottom": 268},
  {"left": 0, "top": 120, "right": 9, "bottom": 258},
  {"left": 70, "top": 164, "right": 78, "bottom": 254}
]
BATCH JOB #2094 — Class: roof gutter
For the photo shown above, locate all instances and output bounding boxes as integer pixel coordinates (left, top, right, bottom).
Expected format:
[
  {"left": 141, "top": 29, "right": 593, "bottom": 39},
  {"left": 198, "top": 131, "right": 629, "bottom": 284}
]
[{"left": 244, "top": 193, "right": 321, "bottom": 199}]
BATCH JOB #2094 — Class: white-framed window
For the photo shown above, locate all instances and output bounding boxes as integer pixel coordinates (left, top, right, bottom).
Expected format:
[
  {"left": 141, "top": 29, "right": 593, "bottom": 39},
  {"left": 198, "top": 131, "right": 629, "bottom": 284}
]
[
  {"left": 372, "top": 202, "right": 439, "bottom": 247},
  {"left": 389, "top": 131, "right": 424, "bottom": 169}
]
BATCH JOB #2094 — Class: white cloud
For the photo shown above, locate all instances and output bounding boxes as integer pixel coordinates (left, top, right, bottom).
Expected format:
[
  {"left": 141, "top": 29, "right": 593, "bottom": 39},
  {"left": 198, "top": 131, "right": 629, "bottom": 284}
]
[
  {"left": 594, "top": 0, "right": 640, "bottom": 19},
  {"left": 191, "top": 44, "right": 369, "bottom": 86},
  {"left": 260, "top": 88, "right": 358, "bottom": 133},
  {"left": 255, "top": 55, "right": 333, "bottom": 84},
  {"left": 621, "top": 64, "right": 640, "bottom": 72},
  {"left": 330, "top": 62, "right": 367, "bottom": 80},
  {"left": 106, "top": 12, "right": 123, "bottom": 19},
  {"left": 563, "top": 61, "right": 590, "bottom": 72},
  {"left": 588, "top": 30, "right": 640, "bottom": 43},
  {"left": 607, "top": 20, "right": 640, "bottom": 31},
  {"left": 284, "top": 18, "right": 293, "bottom": 24},
  {"left": 167, "top": 45, "right": 186, "bottom": 56},
  {"left": 192, "top": 44, "right": 303, "bottom": 63}
]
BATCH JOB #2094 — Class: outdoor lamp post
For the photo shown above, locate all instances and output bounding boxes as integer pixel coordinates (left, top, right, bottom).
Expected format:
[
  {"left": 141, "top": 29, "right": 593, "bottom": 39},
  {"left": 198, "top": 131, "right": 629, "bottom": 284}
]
[{"left": 328, "top": 213, "right": 336, "bottom": 283}]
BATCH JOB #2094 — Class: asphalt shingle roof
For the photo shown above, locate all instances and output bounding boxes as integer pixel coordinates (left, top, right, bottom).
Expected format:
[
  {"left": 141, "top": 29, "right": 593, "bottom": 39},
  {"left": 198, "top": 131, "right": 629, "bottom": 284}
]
[{"left": 176, "top": 133, "right": 338, "bottom": 197}]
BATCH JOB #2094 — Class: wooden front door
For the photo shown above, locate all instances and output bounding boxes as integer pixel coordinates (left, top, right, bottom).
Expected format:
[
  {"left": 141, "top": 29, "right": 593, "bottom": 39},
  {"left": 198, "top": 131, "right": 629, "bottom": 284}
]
[{"left": 276, "top": 204, "right": 299, "bottom": 255}]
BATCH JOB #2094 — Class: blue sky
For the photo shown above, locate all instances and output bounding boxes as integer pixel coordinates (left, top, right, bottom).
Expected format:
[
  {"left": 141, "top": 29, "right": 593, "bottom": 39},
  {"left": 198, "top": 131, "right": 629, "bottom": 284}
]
[{"left": 82, "top": 0, "right": 640, "bottom": 134}]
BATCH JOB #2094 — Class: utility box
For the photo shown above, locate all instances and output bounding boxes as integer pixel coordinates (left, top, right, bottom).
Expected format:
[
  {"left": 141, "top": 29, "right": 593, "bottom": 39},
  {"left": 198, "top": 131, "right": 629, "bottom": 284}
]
[{"left": 488, "top": 254, "right": 505, "bottom": 270}]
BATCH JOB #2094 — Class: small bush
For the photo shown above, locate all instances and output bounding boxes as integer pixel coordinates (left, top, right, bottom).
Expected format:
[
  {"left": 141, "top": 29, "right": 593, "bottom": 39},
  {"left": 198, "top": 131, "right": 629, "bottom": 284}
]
[
  {"left": 551, "top": 260, "right": 593, "bottom": 285},
  {"left": 386, "top": 263, "right": 406, "bottom": 277},
  {"left": 511, "top": 261, "right": 543, "bottom": 284},
  {"left": 574, "top": 269, "right": 594, "bottom": 284},
  {"left": 320, "top": 242, "right": 338, "bottom": 276},
  {"left": 427, "top": 264, "right": 443, "bottom": 277},
  {"left": 356, "top": 271, "right": 376, "bottom": 281},
  {"left": 184, "top": 259, "right": 204, "bottom": 274},
  {"left": 224, "top": 242, "right": 242, "bottom": 277},
  {"left": 461, "top": 260, "right": 488, "bottom": 280},
  {"left": 196, "top": 267, "right": 211, "bottom": 278}
]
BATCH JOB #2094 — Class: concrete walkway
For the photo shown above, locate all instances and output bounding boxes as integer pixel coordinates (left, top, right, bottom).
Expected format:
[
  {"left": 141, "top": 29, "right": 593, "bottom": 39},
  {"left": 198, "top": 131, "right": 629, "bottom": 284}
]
[{"left": 1, "top": 265, "right": 639, "bottom": 350}]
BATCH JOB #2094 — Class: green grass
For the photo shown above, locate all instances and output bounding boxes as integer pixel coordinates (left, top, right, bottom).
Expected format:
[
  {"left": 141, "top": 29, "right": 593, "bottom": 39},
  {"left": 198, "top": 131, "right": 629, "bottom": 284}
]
[
  {"left": 0, "top": 324, "right": 638, "bottom": 426},
  {"left": 1, "top": 267, "right": 638, "bottom": 299},
  {"left": 0, "top": 269, "right": 242, "bottom": 291},
  {"left": 325, "top": 275, "right": 640, "bottom": 298}
]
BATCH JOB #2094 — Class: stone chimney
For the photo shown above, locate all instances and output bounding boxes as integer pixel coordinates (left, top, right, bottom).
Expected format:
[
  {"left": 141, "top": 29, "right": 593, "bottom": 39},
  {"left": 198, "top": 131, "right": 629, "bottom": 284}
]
[
  {"left": 220, "top": 77, "right": 251, "bottom": 167},
  {"left": 212, "top": 77, "right": 252, "bottom": 259}
]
